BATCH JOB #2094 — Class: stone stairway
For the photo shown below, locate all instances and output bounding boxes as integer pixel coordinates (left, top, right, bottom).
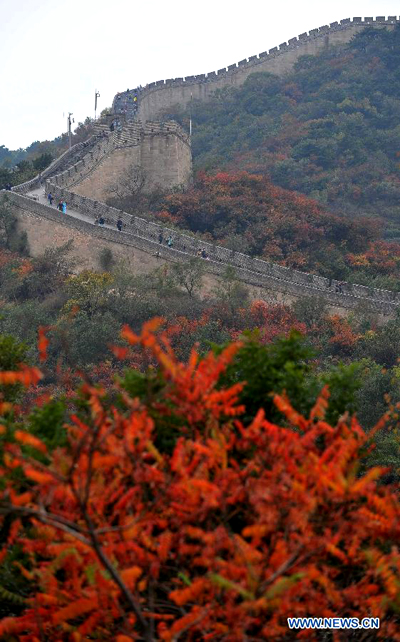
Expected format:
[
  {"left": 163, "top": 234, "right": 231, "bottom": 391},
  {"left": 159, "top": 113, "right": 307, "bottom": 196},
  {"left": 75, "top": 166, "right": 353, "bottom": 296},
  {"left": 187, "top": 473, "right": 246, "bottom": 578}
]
[{"left": 93, "top": 123, "right": 110, "bottom": 135}]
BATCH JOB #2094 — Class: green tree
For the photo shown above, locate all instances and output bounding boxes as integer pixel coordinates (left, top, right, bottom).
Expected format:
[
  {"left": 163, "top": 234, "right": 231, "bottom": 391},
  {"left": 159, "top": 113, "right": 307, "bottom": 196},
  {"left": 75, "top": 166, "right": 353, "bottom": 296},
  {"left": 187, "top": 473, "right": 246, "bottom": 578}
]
[
  {"left": 0, "top": 335, "right": 28, "bottom": 403},
  {"left": 171, "top": 258, "right": 205, "bottom": 297}
]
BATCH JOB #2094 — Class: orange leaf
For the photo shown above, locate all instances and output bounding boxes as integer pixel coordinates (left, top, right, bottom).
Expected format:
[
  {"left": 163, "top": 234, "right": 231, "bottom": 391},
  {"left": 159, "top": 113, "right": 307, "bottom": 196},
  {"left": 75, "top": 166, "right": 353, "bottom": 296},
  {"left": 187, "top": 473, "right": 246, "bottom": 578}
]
[
  {"left": 13, "top": 561, "right": 34, "bottom": 580},
  {"left": 0, "top": 366, "right": 42, "bottom": 387},
  {"left": 10, "top": 490, "right": 33, "bottom": 506},
  {"left": 0, "top": 404, "right": 12, "bottom": 415},
  {"left": 310, "top": 385, "right": 330, "bottom": 421},
  {"left": 120, "top": 566, "right": 142, "bottom": 588},
  {"left": 36, "top": 592, "right": 59, "bottom": 607},
  {"left": 273, "top": 393, "right": 307, "bottom": 429},
  {"left": 121, "top": 325, "right": 139, "bottom": 345},
  {"left": 110, "top": 345, "right": 129, "bottom": 359},
  {"left": 52, "top": 598, "right": 97, "bottom": 625},
  {"left": 15, "top": 430, "right": 47, "bottom": 454},
  {"left": 24, "top": 467, "right": 55, "bottom": 485}
]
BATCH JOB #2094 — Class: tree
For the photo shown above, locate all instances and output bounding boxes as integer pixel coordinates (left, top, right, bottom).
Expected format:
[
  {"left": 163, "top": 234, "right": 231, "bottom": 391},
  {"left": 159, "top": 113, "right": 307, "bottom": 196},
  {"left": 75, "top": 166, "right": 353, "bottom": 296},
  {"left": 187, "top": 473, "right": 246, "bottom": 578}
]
[
  {"left": 63, "top": 270, "right": 114, "bottom": 318},
  {"left": 0, "top": 197, "right": 29, "bottom": 255},
  {"left": 98, "top": 247, "right": 115, "bottom": 272},
  {"left": 107, "top": 163, "right": 146, "bottom": 201},
  {"left": 211, "top": 266, "right": 250, "bottom": 319},
  {"left": 0, "top": 334, "right": 28, "bottom": 404},
  {"left": 0, "top": 320, "right": 400, "bottom": 639},
  {"left": 171, "top": 257, "right": 205, "bottom": 297},
  {"left": 32, "top": 153, "right": 53, "bottom": 172}
]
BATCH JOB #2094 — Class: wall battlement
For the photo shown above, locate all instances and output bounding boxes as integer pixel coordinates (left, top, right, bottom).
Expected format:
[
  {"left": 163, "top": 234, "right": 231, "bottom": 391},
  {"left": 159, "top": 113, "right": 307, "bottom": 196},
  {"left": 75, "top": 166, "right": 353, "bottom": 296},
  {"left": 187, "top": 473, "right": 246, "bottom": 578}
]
[
  {"left": 24, "top": 120, "right": 192, "bottom": 201},
  {"left": 112, "top": 17, "right": 399, "bottom": 121},
  {"left": 3, "top": 186, "right": 399, "bottom": 318}
]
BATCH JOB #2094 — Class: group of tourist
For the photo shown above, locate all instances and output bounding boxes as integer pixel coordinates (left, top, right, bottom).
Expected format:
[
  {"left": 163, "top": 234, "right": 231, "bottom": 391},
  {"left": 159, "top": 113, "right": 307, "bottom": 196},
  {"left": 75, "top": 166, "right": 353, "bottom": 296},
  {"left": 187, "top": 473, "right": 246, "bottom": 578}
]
[
  {"left": 114, "top": 86, "right": 142, "bottom": 117},
  {"left": 47, "top": 192, "right": 67, "bottom": 214},
  {"left": 157, "top": 231, "right": 213, "bottom": 260},
  {"left": 158, "top": 232, "right": 173, "bottom": 247},
  {"left": 43, "top": 188, "right": 350, "bottom": 297},
  {"left": 197, "top": 248, "right": 210, "bottom": 260},
  {"left": 94, "top": 216, "right": 123, "bottom": 231}
]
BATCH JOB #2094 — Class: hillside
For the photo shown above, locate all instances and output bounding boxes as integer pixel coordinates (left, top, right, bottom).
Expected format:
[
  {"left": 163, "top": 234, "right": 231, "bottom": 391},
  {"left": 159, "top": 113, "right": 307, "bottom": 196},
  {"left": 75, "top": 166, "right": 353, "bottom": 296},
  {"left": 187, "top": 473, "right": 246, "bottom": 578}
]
[
  {"left": 162, "top": 25, "right": 400, "bottom": 240},
  {"left": 145, "top": 171, "right": 400, "bottom": 290}
]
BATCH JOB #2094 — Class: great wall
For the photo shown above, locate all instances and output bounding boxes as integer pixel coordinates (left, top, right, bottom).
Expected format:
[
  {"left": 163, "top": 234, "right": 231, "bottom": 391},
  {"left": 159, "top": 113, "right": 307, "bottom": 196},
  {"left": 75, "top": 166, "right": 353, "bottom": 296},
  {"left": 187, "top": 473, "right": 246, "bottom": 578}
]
[{"left": 1, "top": 16, "right": 400, "bottom": 321}]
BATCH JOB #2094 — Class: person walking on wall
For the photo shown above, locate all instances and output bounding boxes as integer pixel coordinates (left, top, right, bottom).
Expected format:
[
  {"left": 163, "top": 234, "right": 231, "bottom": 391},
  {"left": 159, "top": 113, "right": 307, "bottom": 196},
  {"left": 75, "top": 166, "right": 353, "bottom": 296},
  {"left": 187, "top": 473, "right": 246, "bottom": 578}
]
[
  {"left": 62, "top": 201, "right": 67, "bottom": 215},
  {"left": 158, "top": 231, "right": 163, "bottom": 244},
  {"left": 117, "top": 218, "right": 123, "bottom": 232},
  {"left": 47, "top": 192, "right": 53, "bottom": 205},
  {"left": 167, "top": 235, "right": 173, "bottom": 248},
  {"left": 57, "top": 201, "right": 63, "bottom": 211}
]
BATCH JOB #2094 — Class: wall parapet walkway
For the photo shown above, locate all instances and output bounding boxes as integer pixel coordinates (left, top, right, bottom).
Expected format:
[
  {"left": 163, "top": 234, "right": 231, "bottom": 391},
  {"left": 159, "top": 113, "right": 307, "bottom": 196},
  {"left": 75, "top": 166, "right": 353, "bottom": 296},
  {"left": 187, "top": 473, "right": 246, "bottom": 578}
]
[
  {"left": 49, "top": 121, "right": 190, "bottom": 192},
  {"left": 41, "top": 144, "right": 400, "bottom": 312},
  {"left": 3, "top": 188, "right": 399, "bottom": 316},
  {"left": 25, "top": 143, "right": 398, "bottom": 316}
]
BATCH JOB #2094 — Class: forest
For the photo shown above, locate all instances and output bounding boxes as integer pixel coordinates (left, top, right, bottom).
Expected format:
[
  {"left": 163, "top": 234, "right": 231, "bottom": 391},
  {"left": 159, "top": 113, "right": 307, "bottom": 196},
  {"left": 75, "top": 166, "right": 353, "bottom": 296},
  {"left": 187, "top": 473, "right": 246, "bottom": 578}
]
[
  {"left": 1, "top": 23, "right": 400, "bottom": 641},
  {"left": 162, "top": 26, "right": 400, "bottom": 241}
]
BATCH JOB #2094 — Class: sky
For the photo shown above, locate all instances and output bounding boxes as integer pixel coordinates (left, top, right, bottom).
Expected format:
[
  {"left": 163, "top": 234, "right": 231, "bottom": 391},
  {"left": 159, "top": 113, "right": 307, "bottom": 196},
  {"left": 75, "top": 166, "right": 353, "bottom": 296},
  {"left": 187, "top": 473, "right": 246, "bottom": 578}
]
[{"left": 1, "top": 0, "right": 399, "bottom": 150}]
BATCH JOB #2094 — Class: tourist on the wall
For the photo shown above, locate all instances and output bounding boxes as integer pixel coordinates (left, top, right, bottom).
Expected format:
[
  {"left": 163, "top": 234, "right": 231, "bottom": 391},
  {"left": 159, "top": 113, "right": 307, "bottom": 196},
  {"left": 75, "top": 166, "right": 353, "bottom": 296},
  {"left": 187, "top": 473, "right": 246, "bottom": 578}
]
[
  {"left": 167, "top": 235, "right": 173, "bottom": 248},
  {"left": 158, "top": 232, "right": 163, "bottom": 244},
  {"left": 62, "top": 201, "right": 67, "bottom": 215},
  {"left": 47, "top": 192, "right": 53, "bottom": 205},
  {"left": 99, "top": 217, "right": 105, "bottom": 226},
  {"left": 57, "top": 201, "right": 63, "bottom": 211},
  {"left": 5, "top": 183, "right": 12, "bottom": 191},
  {"left": 117, "top": 218, "right": 123, "bottom": 231}
]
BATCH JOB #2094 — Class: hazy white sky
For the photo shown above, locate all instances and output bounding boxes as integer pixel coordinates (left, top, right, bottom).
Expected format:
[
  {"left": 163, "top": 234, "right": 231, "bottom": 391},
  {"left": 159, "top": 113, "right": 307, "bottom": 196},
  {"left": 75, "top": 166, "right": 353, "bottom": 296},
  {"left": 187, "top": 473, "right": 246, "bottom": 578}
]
[{"left": 1, "top": 0, "right": 399, "bottom": 149}]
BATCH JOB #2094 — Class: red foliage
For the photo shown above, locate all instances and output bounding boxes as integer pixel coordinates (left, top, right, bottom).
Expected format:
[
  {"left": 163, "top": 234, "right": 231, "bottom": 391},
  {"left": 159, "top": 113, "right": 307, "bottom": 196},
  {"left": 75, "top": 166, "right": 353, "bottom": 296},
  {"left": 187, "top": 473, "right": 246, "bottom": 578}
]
[
  {"left": 158, "top": 171, "right": 378, "bottom": 274},
  {"left": 327, "top": 315, "right": 361, "bottom": 355},
  {"left": 0, "top": 321, "right": 400, "bottom": 640},
  {"left": 347, "top": 240, "right": 400, "bottom": 278},
  {"left": 247, "top": 300, "right": 307, "bottom": 342}
]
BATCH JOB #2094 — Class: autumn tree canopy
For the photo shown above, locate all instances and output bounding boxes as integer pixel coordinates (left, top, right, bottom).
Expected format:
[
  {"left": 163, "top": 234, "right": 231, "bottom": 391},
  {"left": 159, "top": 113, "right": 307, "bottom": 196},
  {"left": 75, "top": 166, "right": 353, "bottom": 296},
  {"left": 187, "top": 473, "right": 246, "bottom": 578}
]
[{"left": 0, "top": 320, "right": 400, "bottom": 640}]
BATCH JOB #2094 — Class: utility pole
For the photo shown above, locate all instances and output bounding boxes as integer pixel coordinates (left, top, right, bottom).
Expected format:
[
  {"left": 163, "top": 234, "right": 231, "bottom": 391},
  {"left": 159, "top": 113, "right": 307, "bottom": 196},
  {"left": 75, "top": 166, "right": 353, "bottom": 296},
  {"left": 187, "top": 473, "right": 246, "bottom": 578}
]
[
  {"left": 67, "top": 112, "right": 74, "bottom": 150},
  {"left": 94, "top": 89, "right": 100, "bottom": 120},
  {"left": 189, "top": 92, "right": 193, "bottom": 139}
]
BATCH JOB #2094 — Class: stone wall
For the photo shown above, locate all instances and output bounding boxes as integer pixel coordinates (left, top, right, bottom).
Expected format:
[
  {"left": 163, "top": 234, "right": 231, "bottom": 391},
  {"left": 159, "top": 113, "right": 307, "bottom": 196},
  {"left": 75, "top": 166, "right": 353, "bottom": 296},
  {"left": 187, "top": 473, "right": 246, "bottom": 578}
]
[
  {"left": 3, "top": 184, "right": 398, "bottom": 319},
  {"left": 50, "top": 121, "right": 191, "bottom": 199},
  {"left": 111, "top": 17, "right": 399, "bottom": 122},
  {"left": 12, "top": 136, "right": 101, "bottom": 196}
]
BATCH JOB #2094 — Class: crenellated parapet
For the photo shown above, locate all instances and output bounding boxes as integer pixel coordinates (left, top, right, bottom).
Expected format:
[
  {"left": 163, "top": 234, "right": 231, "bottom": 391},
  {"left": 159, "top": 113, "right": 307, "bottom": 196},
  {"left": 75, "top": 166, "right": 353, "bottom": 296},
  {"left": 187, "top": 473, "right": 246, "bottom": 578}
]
[
  {"left": 32, "top": 120, "right": 191, "bottom": 200},
  {"left": 112, "top": 17, "right": 399, "bottom": 122},
  {"left": 3, "top": 186, "right": 399, "bottom": 318}
]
